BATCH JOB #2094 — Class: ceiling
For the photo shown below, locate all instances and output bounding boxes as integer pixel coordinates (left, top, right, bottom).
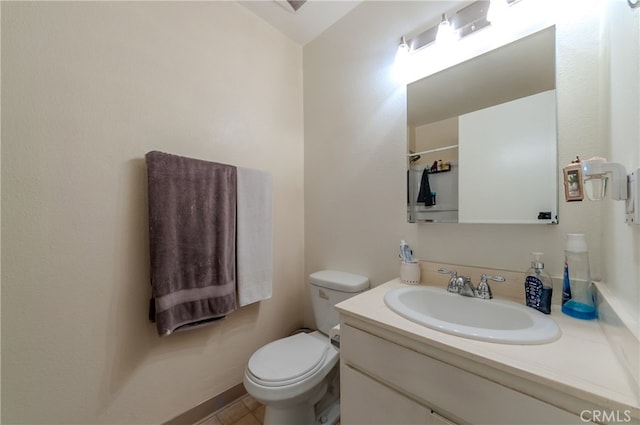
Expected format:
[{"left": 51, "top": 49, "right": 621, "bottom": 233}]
[{"left": 239, "top": 0, "right": 363, "bottom": 46}]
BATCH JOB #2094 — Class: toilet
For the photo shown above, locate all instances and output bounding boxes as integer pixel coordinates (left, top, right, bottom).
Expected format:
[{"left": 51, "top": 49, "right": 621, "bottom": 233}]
[{"left": 243, "top": 270, "right": 369, "bottom": 425}]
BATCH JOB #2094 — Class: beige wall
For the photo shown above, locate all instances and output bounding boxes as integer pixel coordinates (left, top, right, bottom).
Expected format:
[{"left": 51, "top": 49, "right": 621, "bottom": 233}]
[
  {"left": 1, "top": 2, "right": 304, "bottom": 423},
  {"left": 304, "top": 1, "right": 638, "bottom": 327},
  {"left": 304, "top": 1, "right": 420, "bottom": 297},
  {"left": 602, "top": 1, "right": 640, "bottom": 328}
]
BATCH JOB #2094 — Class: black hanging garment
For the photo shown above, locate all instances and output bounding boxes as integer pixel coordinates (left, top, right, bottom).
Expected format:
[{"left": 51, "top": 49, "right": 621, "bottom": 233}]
[{"left": 417, "top": 169, "right": 434, "bottom": 206}]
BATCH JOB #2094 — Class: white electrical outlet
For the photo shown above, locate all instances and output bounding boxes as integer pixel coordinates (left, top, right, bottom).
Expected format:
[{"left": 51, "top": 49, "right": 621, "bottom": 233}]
[{"left": 626, "top": 169, "right": 639, "bottom": 225}]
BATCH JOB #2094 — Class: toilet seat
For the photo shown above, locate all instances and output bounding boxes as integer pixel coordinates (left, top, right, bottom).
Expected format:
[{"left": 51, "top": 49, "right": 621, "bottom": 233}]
[{"left": 247, "top": 333, "right": 330, "bottom": 387}]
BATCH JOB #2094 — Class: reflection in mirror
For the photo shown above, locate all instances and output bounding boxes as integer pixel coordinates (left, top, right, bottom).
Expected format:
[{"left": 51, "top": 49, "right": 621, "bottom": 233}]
[{"left": 407, "top": 26, "right": 557, "bottom": 224}]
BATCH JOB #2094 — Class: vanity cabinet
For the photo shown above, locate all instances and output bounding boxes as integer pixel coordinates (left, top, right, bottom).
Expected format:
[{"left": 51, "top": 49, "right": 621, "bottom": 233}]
[{"left": 340, "top": 323, "right": 585, "bottom": 425}]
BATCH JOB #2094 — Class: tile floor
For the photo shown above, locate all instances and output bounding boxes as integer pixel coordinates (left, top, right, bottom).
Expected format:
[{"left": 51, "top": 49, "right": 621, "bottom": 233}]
[
  {"left": 196, "top": 393, "right": 341, "bottom": 425},
  {"left": 197, "top": 394, "right": 265, "bottom": 425}
]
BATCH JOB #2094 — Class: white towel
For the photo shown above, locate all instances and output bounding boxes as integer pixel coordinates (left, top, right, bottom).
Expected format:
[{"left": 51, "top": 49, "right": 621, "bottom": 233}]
[{"left": 237, "top": 167, "right": 273, "bottom": 307}]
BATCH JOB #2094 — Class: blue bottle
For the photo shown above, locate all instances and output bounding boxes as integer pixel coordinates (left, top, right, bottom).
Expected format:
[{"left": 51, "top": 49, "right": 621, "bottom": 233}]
[{"left": 562, "top": 260, "right": 572, "bottom": 305}]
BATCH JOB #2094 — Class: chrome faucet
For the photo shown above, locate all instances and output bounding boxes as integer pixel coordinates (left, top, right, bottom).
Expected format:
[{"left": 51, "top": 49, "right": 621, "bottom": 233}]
[
  {"left": 438, "top": 269, "right": 505, "bottom": 299},
  {"left": 458, "top": 276, "right": 476, "bottom": 297},
  {"left": 438, "top": 268, "right": 462, "bottom": 294}
]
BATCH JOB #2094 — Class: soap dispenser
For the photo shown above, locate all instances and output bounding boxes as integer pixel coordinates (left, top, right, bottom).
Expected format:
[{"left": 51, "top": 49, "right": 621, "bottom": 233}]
[{"left": 524, "top": 252, "right": 553, "bottom": 314}]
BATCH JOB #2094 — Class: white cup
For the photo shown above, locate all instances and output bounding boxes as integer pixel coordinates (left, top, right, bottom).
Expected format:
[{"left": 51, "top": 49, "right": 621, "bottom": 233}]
[{"left": 400, "top": 261, "right": 421, "bottom": 285}]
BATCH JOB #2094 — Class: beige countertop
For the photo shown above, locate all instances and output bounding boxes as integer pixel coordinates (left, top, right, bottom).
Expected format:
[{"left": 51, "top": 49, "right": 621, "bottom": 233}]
[{"left": 336, "top": 279, "right": 640, "bottom": 419}]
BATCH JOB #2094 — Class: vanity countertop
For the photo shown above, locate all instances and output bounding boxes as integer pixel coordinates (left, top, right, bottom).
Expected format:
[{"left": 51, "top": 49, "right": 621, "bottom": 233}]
[{"left": 336, "top": 279, "right": 640, "bottom": 418}]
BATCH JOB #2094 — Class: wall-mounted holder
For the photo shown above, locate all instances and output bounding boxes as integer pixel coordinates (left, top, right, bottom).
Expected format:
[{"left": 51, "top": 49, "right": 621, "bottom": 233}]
[
  {"left": 627, "top": 169, "right": 639, "bottom": 225},
  {"left": 581, "top": 157, "right": 639, "bottom": 225},
  {"left": 563, "top": 162, "right": 584, "bottom": 202}
]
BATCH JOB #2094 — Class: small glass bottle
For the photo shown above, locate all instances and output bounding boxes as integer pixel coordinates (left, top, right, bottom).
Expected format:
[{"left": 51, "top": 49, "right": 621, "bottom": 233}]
[{"left": 524, "top": 252, "right": 553, "bottom": 314}]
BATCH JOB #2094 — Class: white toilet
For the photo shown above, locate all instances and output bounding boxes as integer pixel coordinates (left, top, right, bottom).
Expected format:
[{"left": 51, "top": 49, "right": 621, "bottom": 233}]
[{"left": 243, "top": 270, "right": 369, "bottom": 425}]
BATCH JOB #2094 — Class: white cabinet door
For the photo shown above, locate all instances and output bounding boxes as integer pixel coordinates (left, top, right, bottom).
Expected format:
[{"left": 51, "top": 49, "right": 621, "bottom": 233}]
[
  {"left": 341, "top": 364, "right": 431, "bottom": 425},
  {"left": 458, "top": 90, "right": 558, "bottom": 223}
]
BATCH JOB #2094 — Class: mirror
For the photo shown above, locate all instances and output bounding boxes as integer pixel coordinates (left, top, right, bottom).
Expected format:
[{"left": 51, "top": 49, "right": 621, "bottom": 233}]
[{"left": 407, "top": 26, "right": 557, "bottom": 223}]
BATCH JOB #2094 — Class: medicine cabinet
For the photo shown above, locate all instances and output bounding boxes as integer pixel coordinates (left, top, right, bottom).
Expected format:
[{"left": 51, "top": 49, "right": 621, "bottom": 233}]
[{"left": 407, "top": 26, "right": 558, "bottom": 224}]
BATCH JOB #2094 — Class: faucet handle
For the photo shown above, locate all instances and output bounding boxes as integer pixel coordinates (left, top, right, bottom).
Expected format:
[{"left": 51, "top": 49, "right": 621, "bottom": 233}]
[
  {"left": 475, "top": 274, "right": 506, "bottom": 299},
  {"left": 437, "top": 268, "right": 457, "bottom": 276},
  {"left": 438, "top": 268, "right": 460, "bottom": 293},
  {"left": 481, "top": 274, "right": 506, "bottom": 283}
]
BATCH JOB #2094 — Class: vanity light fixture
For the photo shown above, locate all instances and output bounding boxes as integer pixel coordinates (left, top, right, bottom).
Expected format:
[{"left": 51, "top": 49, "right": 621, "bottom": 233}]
[
  {"left": 581, "top": 157, "right": 640, "bottom": 225},
  {"left": 397, "top": 0, "right": 528, "bottom": 55},
  {"left": 398, "top": 0, "right": 511, "bottom": 54}
]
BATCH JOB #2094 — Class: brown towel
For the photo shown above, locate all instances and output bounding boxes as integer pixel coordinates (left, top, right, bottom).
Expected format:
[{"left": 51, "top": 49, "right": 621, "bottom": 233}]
[{"left": 146, "top": 151, "right": 237, "bottom": 336}]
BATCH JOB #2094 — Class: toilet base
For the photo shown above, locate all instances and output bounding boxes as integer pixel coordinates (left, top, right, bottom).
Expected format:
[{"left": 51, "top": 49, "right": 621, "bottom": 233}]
[
  {"left": 315, "top": 400, "right": 340, "bottom": 425},
  {"left": 263, "top": 397, "right": 340, "bottom": 425},
  {"left": 314, "top": 365, "right": 340, "bottom": 424},
  {"left": 263, "top": 368, "right": 340, "bottom": 425},
  {"left": 264, "top": 404, "right": 315, "bottom": 425},
  {"left": 263, "top": 382, "right": 327, "bottom": 425}
]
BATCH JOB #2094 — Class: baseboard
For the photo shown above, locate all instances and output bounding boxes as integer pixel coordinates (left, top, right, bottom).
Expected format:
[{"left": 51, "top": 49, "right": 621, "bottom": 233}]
[{"left": 164, "top": 383, "right": 247, "bottom": 425}]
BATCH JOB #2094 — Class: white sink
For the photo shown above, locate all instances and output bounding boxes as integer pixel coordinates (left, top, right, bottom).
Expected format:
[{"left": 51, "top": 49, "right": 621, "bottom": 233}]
[{"left": 384, "top": 285, "right": 560, "bottom": 344}]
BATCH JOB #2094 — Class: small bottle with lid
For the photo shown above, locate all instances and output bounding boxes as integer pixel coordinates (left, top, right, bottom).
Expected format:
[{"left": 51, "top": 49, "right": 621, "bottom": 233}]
[{"left": 524, "top": 252, "right": 553, "bottom": 314}]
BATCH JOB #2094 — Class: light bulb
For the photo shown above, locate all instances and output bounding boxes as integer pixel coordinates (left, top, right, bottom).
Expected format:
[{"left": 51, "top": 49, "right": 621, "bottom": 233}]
[
  {"left": 436, "top": 14, "right": 456, "bottom": 45},
  {"left": 398, "top": 36, "right": 409, "bottom": 54},
  {"left": 393, "top": 36, "right": 411, "bottom": 83},
  {"left": 487, "top": 0, "right": 509, "bottom": 24}
]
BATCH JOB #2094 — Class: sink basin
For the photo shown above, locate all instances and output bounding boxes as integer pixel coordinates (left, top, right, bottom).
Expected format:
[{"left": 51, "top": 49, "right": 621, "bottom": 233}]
[{"left": 384, "top": 285, "right": 560, "bottom": 344}]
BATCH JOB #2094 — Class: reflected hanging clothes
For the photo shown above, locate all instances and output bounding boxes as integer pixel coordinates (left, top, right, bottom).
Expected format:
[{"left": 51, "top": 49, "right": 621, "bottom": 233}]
[{"left": 417, "top": 169, "right": 434, "bottom": 206}]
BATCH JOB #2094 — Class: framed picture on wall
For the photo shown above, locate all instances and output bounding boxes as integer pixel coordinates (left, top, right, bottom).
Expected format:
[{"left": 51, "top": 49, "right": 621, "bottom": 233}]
[{"left": 563, "top": 163, "right": 584, "bottom": 201}]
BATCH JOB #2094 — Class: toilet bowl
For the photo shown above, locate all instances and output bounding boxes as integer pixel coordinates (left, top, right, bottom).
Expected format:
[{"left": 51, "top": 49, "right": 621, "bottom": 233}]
[
  {"left": 243, "top": 270, "right": 369, "bottom": 425},
  {"left": 243, "top": 331, "right": 339, "bottom": 425}
]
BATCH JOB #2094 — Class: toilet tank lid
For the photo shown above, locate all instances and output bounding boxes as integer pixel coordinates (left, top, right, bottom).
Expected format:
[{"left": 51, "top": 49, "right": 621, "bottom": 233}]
[{"left": 309, "top": 270, "right": 369, "bottom": 292}]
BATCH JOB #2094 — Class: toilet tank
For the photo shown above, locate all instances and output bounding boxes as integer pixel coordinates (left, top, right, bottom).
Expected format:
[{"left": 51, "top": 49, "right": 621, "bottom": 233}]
[{"left": 309, "top": 270, "right": 369, "bottom": 335}]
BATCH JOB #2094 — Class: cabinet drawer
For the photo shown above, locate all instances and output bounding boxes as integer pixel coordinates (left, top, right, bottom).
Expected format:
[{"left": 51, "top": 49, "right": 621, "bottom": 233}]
[
  {"left": 341, "top": 324, "right": 583, "bottom": 425},
  {"left": 342, "top": 365, "right": 431, "bottom": 425}
]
